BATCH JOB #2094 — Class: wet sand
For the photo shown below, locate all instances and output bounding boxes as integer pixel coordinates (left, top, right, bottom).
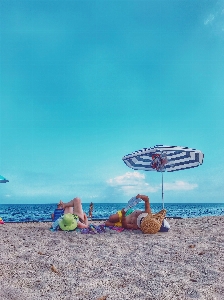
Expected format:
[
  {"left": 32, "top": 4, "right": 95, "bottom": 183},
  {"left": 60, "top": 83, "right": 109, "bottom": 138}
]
[{"left": 0, "top": 216, "right": 224, "bottom": 300}]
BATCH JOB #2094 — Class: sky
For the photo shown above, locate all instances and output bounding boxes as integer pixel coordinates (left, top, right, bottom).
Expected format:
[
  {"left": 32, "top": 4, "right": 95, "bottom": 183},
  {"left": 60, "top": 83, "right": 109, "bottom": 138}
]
[{"left": 0, "top": 0, "right": 224, "bottom": 204}]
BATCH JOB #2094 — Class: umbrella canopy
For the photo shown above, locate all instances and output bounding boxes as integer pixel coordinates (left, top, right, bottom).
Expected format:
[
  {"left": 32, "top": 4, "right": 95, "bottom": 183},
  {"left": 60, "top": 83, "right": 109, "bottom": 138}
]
[
  {"left": 0, "top": 175, "right": 9, "bottom": 183},
  {"left": 122, "top": 145, "right": 204, "bottom": 208}
]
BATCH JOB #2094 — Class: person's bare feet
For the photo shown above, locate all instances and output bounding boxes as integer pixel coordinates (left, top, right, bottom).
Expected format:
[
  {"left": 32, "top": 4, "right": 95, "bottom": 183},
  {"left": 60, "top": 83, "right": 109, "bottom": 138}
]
[{"left": 58, "top": 200, "right": 64, "bottom": 209}]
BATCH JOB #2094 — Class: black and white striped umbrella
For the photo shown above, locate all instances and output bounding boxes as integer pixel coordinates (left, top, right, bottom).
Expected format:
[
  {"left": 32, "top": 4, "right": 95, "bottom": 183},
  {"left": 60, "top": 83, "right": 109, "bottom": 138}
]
[{"left": 122, "top": 145, "right": 204, "bottom": 207}]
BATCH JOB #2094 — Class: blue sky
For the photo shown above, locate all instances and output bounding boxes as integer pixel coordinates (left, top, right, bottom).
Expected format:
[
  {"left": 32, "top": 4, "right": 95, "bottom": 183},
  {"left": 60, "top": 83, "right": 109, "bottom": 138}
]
[{"left": 0, "top": 0, "right": 224, "bottom": 204}]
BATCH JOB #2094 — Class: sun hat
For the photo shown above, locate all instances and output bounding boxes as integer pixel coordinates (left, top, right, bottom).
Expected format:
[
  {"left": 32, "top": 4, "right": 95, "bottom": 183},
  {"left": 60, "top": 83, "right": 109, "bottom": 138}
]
[
  {"left": 59, "top": 213, "right": 78, "bottom": 231},
  {"left": 140, "top": 209, "right": 166, "bottom": 234}
]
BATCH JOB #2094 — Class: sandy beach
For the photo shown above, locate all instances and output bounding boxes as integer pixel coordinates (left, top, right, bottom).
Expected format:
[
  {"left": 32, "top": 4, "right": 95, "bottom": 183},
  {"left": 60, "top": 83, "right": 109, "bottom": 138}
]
[{"left": 0, "top": 216, "right": 224, "bottom": 300}]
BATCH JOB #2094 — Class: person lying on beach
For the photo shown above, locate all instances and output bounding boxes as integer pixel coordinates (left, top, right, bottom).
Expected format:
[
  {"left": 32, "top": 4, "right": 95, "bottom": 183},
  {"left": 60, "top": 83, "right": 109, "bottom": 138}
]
[
  {"left": 105, "top": 194, "right": 152, "bottom": 230},
  {"left": 59, "top": 197, "right": 89, "bottom": 229}
]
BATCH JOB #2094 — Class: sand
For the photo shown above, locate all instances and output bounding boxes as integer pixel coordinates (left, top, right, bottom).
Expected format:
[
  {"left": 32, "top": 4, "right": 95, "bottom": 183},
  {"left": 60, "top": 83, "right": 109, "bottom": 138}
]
[{"left": 0, "top": 216, "right": 224, "bottom": 300}]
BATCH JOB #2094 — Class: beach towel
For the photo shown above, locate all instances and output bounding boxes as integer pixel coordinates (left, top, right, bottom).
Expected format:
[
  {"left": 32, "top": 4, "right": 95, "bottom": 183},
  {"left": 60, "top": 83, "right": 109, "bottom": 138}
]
[
  {"left": 80, "top": 225, "right": 125, "bottom": 234},
  {"left": 81, "top": 224, "right": 106, "bottom": 234},
  {"left": 108, "top": 226, "right": 125, "bottom": 232},
  {"left": 50, "top": 216, "right": 63, "bottom": 231},
  {"left": 51, "top": 223, "right": 126, "bottom": 234}
]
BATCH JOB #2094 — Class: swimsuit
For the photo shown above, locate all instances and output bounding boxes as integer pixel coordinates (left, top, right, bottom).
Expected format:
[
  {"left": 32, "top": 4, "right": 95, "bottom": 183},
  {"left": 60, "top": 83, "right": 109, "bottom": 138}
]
[{"left": 114, "top": 209, "right": 134, "bottom": 227}]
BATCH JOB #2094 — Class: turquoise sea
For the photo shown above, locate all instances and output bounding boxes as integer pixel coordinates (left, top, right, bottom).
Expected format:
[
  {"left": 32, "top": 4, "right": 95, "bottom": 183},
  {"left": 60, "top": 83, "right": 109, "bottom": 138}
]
[{"left": 0, "top": 202, "right": 224, "bottom": 222}]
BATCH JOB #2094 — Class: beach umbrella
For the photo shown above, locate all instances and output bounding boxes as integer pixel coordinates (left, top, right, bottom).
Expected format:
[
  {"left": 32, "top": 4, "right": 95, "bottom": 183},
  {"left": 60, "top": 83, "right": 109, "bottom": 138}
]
[
  {"left": 0, "top": 175, "right": 9, "bottom": 183},
  {"left": 122, "top": 145, "right": 204, "bottom": 208}
]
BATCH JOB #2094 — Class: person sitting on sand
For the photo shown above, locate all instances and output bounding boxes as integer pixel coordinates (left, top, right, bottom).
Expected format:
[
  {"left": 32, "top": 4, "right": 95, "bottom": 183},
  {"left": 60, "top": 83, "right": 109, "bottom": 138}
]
[
  {"left": 105, "top": 194, "right": 151, "bottom": 230},
  {"left": 59, "top": 197, "right": 89, "bottom": 229}
]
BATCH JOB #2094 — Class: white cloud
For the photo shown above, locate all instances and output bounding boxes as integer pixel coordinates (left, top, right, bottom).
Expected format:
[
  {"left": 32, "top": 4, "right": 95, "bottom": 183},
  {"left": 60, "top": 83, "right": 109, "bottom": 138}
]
[
  {"left": 204, "top": 2, "right": 224, "bottom": 35},
  {"left": 107, "top": 171, "right": 159, "bottom": 196},
  {"left": 107, "top": 172, "right": 198, "bottom": 196},
  {"left": 204, "top": 14, "right": 215, "bottom": 25},
  {"left": 89, "top": 195, "right": 99, "bottom": 199},
  {"left": 2, "top": 171, "right": 199, "bottom": 203},
  {"left": 107, "top": 171, "right": 145, "bottom": 186},
  {"left": 164, "top": 181, "right": 198, "bottom": 191}
]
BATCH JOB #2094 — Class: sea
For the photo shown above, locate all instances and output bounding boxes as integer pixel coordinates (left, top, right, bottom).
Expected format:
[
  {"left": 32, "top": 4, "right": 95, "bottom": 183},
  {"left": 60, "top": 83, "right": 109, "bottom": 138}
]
[{"left": 0, "top": 202, "right": 224, "bottom": 222}]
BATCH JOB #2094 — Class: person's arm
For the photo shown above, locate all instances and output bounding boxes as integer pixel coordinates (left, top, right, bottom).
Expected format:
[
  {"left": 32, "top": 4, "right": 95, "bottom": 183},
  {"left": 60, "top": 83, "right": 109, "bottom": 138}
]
[
  {"left": 136, "top": 194, "right": 151, "bottom": 214},
  {"left": 77, "top": 221, "right": 89, "bottom": 229},
  {"left": 83, "top": 213, "right": 89, "bottom": 226}
]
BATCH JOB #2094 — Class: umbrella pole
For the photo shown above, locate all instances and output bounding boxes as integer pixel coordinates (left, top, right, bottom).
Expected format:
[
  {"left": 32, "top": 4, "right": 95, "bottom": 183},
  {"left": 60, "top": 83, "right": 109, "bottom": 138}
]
[{"left": 162, "top": 172, "right": 164, "bottom": 209}]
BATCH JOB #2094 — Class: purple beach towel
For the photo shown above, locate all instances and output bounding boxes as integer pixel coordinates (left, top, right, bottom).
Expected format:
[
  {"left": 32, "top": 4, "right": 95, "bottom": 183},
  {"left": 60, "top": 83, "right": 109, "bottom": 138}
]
[{"left": 81, "top": 224, "right": 106, "bottom": 234}]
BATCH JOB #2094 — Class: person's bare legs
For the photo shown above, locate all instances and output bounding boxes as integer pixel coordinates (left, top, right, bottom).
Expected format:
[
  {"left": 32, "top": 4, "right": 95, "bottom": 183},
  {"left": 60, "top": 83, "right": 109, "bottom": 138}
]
[
  {"left": 64, "top": 207, "right": 74, "bottom": 214},
  {"left": 58, "top": 199, "right": 73, "bottom": 214},
  {"left": 105, "top": 213, "right": 120, "bottom": 226},
  {"left": 108, "top": 213, "right": 120, "bottom": 223},
  {"left": 61, "top": 197, "right": 88, "bottom": 225}
]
